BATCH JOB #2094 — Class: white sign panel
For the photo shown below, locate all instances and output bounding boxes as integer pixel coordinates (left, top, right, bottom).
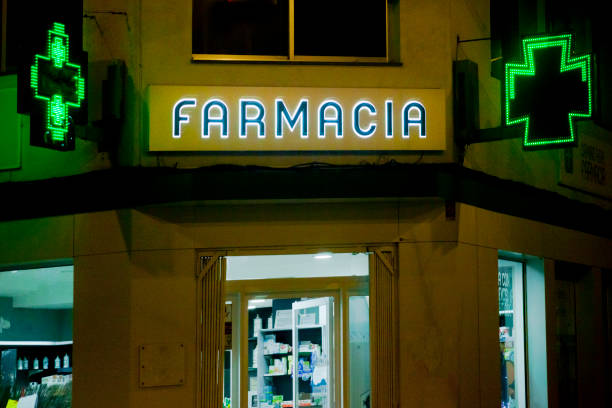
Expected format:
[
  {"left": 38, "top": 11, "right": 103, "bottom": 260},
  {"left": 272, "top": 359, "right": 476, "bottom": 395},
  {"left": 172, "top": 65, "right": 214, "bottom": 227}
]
[
  {"left": 148, "top": 85, "right": 446, "bottom": 151},
  {"left": 559, "top": 134, "right": 612, "bottom": 199}
]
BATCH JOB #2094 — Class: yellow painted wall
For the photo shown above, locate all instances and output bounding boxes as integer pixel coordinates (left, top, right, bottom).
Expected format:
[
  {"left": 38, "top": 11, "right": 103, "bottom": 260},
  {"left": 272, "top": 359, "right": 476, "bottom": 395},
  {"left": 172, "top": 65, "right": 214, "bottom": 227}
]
[
  {"left": 1, "top": 201, "right": 611, "bottom": 407},
  {"left": 398, "top": 241, "right": 500, "bottom": 407},
  {"left": 2, "top": 1, "right": 611, "bottom": 406},
  {"left": 137, "top": 0, "right": 455, "bottom": 167},
  {"left": 88, "top": 0, "right": 612, "bottom": 211},
  {"left": 3, "top": 0, "right": 609, "bottom": 210}
]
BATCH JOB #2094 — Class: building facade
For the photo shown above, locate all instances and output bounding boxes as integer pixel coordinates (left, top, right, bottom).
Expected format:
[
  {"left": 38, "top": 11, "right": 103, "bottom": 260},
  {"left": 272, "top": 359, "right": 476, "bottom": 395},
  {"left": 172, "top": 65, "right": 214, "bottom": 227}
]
[{"left": 1, "top": 1, "right": 611, "bottom": 407}]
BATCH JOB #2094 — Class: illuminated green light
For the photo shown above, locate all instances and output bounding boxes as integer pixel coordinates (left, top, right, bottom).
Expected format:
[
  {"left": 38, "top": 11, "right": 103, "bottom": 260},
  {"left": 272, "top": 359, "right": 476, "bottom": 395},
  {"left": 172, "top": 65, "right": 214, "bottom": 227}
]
[
  {"left": 30, "top": 22, "right": 84, "bottom": 147},
  {"left": 504, "top": 34, "right": 592, "bottom": 148},
  {"left": 51, "top": 37, "right": 66, "bottom": 68}
]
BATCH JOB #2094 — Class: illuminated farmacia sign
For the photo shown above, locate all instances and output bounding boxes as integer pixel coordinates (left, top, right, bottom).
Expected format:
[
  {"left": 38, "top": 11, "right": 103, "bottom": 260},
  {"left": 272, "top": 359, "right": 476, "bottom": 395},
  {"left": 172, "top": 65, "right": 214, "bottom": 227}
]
[
  {"left": 174, "top": 98, "right": 425, "bottom": 140},
  {"left": 148, "top": 86, "right": 445, "bottom": 151}
]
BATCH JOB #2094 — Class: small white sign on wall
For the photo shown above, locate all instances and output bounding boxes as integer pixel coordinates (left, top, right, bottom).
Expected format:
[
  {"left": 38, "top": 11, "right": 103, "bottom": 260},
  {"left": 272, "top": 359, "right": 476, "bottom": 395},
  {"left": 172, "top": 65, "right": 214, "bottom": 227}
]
[
  {"left": 559, "top": 133, "right": 612, "bottom": 199},
  {"left": 139, "top": 343, "right": 185, "bottom": 387}
]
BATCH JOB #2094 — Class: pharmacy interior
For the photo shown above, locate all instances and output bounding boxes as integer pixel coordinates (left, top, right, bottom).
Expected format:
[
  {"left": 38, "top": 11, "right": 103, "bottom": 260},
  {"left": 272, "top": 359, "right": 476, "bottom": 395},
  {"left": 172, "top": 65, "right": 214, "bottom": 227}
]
[
  {"left": 0, "top": 264, "right": 73, "bottom": 407},
  {"left": 213, "top": 251, "right": 374, "bottom": 408}
]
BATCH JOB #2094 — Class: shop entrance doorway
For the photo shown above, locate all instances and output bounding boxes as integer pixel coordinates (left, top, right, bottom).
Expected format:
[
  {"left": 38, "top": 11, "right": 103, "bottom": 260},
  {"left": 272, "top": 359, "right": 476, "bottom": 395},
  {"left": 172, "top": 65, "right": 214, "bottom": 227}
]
[{"left": 222, "top": 251, "right": 371, "bottom": 408}]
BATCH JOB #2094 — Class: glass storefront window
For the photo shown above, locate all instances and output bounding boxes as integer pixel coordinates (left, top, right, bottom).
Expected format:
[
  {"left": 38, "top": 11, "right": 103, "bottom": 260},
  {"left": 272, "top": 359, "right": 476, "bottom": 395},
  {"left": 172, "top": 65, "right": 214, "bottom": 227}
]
[
  {"left": 192, "top": 0, "right": 388, "bottom": 60},
  {"left": 247, "top": 296, "right": 334, "bottom": 408},
  {"left": 219, "top": 251, "right": 372, "bottom": 408},
  {"left": 224, "top": 301, "right": 233, "bottom": 408},
  {"left": 348, "top": 295, "right": 370, "bottom": 408},
  {"left": 0, "top": 265, "right": 73, "bottom": 408},
  {"left": 498, "top": 259, "right": 526, "bottom": 408}
]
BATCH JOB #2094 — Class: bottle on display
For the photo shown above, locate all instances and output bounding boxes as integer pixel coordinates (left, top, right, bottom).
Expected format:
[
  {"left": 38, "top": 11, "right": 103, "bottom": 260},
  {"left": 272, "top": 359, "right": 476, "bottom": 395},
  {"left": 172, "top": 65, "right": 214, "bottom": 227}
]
[
  {"left": 54, "top": 356, "right": 60, "bottom": 369},
  {"left": 254, "top": 315, "right": 262, "bottom": 333},
  {"left": 23, "top": 357, "right": 28, "bottom": 370},
  {"left": 33, "top": 358, "right": 39, "bottom": 370},
  {"left": 43, "top": 356, "right": 49, "bottom": 369},
  {"left": 17, "top": 358, "right": 23, "bottom": 370},
  {"left": 63, "top": 353, "right": 69, "bottom": 368}
]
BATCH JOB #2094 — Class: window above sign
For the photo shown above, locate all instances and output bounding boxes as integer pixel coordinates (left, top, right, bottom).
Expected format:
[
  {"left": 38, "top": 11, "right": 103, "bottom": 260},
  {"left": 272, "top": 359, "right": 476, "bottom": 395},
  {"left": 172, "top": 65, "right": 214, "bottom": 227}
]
[{"left": 192, "top": 0, "right": 389, "bottom": 62}]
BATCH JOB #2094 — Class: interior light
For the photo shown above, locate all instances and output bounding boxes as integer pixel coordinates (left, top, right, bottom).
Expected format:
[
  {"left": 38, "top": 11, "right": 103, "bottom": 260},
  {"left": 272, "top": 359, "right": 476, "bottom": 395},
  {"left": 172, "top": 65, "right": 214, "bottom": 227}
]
[
  {"left": 314, "top": 252, "right": 333, "bottom": 260},
  {"left": 250, "top": 299, "right": 267, "bottom": 304},
  {"left": 248, "top": 305, "right": 256, "bottom": 310},
  {"left": 225, "top": 300, "right": 232, "bottom": 304}
]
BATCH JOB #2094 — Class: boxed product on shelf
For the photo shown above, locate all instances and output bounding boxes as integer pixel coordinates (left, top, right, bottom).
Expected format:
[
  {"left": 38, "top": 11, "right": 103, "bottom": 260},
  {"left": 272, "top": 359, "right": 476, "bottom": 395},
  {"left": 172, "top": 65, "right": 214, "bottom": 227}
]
[
  {"left": 263, "top": 335, "right": 276, "bottom": 354},
  {"left": 249, "top": 376, "right": 258, "bottom": 391},
  {"left": 298, "top": 313, "right": 316, "bottom": 326},
  {"left": 263, "top": 385, "right": 273, "bottom": 403},
  {"left": 264, "top": 342, "right": 292, "bottom": 355},
  {"left": 268, "top": 357, "right": 287, "bottom": 375},
  {"left": 297, "top": 341, "right": 320, "bottom": 354},
  {"left": 248, "top": 391, "right": 258, "bottom": 408},
  {"left": 297, "top": 358, "right": 312, "bottom": 379},
  {"left": 298, "top": 341, "right": 312, "bottom": 352},
  {"left": 265, "top": 343, "right": 280, "bottom": 354},
  {"left": 41, "top": 375, "right": 71, "bottom": 385}
]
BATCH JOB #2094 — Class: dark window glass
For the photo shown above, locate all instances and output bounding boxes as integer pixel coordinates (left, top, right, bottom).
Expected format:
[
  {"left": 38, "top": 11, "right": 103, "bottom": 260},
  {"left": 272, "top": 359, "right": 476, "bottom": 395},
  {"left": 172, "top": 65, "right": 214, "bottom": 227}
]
[
  {"left": 2, "top": 0, "right": 19, "bottom": 73},
  {"left": 193, "top": 0, "right": 289, "bottom": 56},
  {"left": 294, "top": 0, "right": 386, "bottom": 57},
  {"left": 1, "top": 2, "right": 3, "bottom": 71}
]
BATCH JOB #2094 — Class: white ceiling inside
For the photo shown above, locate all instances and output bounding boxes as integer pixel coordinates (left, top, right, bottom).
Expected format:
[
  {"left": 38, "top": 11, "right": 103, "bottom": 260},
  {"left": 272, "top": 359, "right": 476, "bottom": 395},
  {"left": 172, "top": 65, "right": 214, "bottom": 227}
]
[
  {"left": 0, "top": 266, "right": 73, "bottom": 309},
  {"left": 227, "top": 252, "right": 369, "bottom": 281}
]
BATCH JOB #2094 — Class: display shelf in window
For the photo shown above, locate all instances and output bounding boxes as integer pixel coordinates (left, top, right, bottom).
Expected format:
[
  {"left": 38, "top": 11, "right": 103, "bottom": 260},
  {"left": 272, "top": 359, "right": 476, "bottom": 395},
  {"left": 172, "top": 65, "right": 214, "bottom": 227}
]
[
  {"left": 260, "top": 327, "right": 292, "bottom": 333},
  {"left": 296, "top": 324, "right": 323, "bottom": 330}
]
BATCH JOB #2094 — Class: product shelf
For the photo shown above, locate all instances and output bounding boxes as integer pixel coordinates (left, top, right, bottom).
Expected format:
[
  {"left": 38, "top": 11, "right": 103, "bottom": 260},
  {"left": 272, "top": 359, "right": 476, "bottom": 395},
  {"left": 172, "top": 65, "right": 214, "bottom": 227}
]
[{"left": 260, "top": 327, "right": 292, "bottom": 333}]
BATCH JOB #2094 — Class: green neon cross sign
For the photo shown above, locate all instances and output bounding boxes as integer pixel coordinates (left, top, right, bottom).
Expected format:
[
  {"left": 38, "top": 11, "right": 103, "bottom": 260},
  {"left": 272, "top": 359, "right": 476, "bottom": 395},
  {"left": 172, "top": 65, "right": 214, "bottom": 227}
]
[
  {"left": 505, "top": 34, "right": 592, "bottom": 149},
  {"left": 30, "top": 22, "right": 85, "bottom": 147}
]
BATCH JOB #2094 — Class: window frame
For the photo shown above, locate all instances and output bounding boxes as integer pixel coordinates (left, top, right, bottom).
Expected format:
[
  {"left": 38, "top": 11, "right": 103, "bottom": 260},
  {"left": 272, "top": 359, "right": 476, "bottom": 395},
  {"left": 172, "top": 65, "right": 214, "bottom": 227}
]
[
  {"left": 226, "top": 275, "right": 367, "bottom": 408},
  {"left": 199, "top": 245, "right": 386, "bottom": 408},
  {"left": 236, "top": 288, "right": 343, "bottom": 408},
  {"left": 498, "top": 256, "right": 528, "bottom": 408},
  {"left": 191, "top": 0, "right": 390, "bottom": 63},
  {"left": 343, "top": 287, "right": 370, "bottom": 408}
]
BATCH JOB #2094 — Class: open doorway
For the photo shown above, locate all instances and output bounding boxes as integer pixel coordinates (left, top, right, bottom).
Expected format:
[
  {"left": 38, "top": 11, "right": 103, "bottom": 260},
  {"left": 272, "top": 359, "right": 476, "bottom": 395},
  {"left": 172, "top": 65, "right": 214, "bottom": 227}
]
[{"left": 223, "top": 251, "right": 370, "bottom": 408}]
